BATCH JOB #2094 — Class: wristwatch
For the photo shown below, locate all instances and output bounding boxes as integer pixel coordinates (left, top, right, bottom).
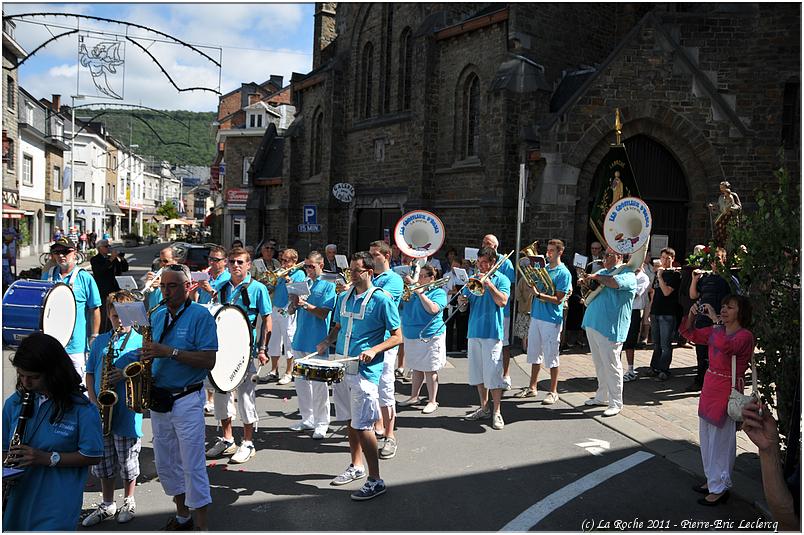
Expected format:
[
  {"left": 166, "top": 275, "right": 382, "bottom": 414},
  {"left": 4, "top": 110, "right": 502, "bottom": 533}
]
[
  {"left": 49, "top": 451, "right": 60, "bottom": 467},
  {"left": 171, "top": 348, "right": 180, "bottom": 360}
]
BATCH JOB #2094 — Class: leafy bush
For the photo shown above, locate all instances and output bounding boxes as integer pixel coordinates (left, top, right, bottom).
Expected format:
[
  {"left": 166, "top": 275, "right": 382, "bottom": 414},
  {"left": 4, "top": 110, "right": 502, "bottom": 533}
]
[{"left": 730, "top": 165, "right": 800, "bottom": 445}]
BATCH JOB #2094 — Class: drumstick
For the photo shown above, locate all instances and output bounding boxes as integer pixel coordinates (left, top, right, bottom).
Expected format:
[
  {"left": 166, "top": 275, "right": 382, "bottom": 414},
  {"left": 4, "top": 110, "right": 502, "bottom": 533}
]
[
  {"left": 251, "top": 363, "right": 264, "bottom": 383},
  {"left": 329, "top": 356, "right": 360, "bottom": 363},
  {"left": 295, "top": 352, "right": 321, "bottom": 362}
]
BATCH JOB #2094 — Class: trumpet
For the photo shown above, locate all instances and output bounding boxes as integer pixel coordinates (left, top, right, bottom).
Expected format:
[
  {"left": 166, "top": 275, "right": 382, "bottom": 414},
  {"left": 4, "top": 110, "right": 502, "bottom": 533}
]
[
  {"left": 465, "top": 250, "right": 514, "bottom": 296},
  {"left": 98, "top": 326, "right": 124, "bottom": 436},
  {"left": 142, "top": 267, "right": 164, "bottom": 295},
  {"left": 402, "top": 276, "right": 450, "bottom": 301},
  {"left": 335, "top": 269, "right": 352, "bottom": 294},
  {"left": 124, "top": 298, "right": 166, "bottom": 413},
  {"left": 258, "top": 262, "right": 305, "bottom": 287}
]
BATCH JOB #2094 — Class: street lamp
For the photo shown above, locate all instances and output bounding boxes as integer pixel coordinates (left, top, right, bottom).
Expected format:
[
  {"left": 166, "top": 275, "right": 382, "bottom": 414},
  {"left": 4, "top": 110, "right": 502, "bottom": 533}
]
[{"left": 69, "top": 95, "right": 85, "bottom": 233}]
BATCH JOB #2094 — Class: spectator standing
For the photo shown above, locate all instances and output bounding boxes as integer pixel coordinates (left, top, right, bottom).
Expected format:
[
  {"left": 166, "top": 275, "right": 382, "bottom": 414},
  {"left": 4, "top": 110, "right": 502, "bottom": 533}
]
[
  {"left": 648, "top": 247, "right": 681, "bottom": 381},
  {"left": 622, "top": 267, "right": 651, "bottom": 382},
  {"left": 90, "top": 239, "right": 129, "bottom": 331}
]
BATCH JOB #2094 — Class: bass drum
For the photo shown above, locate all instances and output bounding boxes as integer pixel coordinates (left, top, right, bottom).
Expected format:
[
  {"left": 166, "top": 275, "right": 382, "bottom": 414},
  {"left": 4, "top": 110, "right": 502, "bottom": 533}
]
[
  {"left": 2, "top": 280, "right": 76, "bottom": 347},
  {"left": 205, "top": 304, "right": 253, "bottom": 392}
]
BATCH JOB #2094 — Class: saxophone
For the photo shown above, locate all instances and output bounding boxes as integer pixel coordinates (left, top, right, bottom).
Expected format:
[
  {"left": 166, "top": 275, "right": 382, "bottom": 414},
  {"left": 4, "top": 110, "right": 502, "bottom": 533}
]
[
  {"left": 98, "top": 327, "right": 123, "bottom": 435},
  {"left": 124, "top": 298, "right": 166, "bottom": 413},
  {"left": 3, "top": 389, "right": 35, "bottom": 508}
]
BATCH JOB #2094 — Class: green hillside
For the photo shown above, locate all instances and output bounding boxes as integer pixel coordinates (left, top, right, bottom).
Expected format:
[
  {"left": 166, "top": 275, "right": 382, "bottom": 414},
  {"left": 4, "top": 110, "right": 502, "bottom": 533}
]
[{"left": 78, "top": 109, "right": 217, "bottom": 166}]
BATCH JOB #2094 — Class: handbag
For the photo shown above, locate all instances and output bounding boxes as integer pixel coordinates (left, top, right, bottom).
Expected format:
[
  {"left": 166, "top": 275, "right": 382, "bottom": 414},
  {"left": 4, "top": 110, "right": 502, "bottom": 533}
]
[{"left": 727, "top": 353, "right": 756, "bottom": 422}]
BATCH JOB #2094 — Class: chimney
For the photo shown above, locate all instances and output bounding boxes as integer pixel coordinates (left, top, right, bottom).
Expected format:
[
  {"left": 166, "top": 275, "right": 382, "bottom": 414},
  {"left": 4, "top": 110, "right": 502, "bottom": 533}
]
[
  {"left": 51, "top": 94, "right": 61, "bottom": 112},
  {"left": 313, "top": 3, "right": 337, "bottom": 70},
  {"left": 248, "top": 93, "right": 260, "bottom": 105},
  {"left": 269, "top": 75, "right": 284, "bottom": 88}
]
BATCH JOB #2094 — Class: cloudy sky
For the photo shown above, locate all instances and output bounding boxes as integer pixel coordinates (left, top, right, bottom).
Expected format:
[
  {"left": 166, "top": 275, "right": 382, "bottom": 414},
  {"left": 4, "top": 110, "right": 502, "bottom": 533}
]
[{"left": 4, "top": 3, "right": 315, "bottom": 112}]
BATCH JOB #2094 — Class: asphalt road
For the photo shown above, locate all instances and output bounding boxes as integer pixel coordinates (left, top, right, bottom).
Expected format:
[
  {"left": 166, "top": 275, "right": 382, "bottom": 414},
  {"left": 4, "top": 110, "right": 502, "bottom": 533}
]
[{"left": 2, "top": 244, "right": 774, "bottom": 531}]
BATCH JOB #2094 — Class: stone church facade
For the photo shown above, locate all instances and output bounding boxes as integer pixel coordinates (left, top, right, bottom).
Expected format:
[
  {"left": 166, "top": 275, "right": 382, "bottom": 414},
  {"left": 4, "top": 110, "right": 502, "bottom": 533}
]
[{"left": 256, "top": 3, "right": 799, "bottom": 258}]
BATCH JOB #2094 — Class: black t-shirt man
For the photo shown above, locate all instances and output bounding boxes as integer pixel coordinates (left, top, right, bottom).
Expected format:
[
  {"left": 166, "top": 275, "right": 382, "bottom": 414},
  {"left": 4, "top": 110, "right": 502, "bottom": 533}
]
[{"left": 651, "top": 269, "right": 681, "bottom": 316}]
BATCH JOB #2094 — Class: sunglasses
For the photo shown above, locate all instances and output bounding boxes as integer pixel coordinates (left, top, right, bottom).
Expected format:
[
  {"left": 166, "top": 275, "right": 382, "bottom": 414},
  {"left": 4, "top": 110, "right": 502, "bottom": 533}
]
[
  {"left": 229, "top": 259, "right": 248, "bottom": 265},
  {"left": 348, "top": 267, "right": 369, "bottom": 274}
]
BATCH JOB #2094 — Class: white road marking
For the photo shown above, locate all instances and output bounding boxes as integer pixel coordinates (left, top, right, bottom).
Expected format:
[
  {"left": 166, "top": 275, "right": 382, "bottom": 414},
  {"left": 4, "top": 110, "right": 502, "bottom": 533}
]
[
  {"left": 575, "top": 438, "right": 611, "bottom": 456},
  {"left": 499, "top": 450, "right": 654, "bottom": 532}
]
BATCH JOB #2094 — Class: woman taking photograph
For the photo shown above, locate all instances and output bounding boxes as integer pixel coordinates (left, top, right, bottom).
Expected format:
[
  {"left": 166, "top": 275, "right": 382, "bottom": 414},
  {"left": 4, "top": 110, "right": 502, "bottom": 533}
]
[
  {"left": 3, "top": 333, "right": 103, "bottom": 530},
  {"left": 679, "top": 294, "right": 754, "bottom": 506}
]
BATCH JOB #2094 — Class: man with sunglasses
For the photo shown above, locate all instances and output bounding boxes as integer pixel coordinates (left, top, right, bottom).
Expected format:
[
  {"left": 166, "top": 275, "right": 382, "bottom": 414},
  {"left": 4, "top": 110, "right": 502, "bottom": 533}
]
[
  {"left": 142, "top": 263, "right": 217, "bottom": 530},
  {"left": 268, "top": 248, "right": 306, "bottom": 385},
  {"left": 579, "top": 247, "right": 637, "bottom": 417},
  {"left": 316, "top": 252, "right": 401, "bottom": 501},
  {"left": 193, "top": 245, "right": 230, "bottom": 305},
  {"left": 205, "top": 247, "right": 271, "bottom": 464},
  {"left": 287, "top": 251, "right": 337, "bottom": 439},
  {"left": 41, "top": 238, "right": 102, "bottom": 381}
]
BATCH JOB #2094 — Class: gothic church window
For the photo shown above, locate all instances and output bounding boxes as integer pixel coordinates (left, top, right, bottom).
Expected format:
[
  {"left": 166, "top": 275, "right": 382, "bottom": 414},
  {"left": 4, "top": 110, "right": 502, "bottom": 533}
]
[
  {"left": 311, "top": 109, "right": 324, "bottom": 176},
  {"left": 381, "top": 5, "right": 394, "bottom": 114},
  {"left": 461, "top": 73, "right": 480, "bottom": 159},
  {"left": 398, "top": 28, "right": 412, "bottom": 111},
  {"left": 359, "top": 42, "right": 375, "bottom": 118}
]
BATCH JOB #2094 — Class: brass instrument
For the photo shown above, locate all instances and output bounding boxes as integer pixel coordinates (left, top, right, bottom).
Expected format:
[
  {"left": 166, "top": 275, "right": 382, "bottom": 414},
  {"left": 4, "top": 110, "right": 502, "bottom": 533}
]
[
  {"left": 3, "top": 389, "right": 34, "bottom": 508},
  {"left": 402, "top": 276, "right": 450, "bottom": 301},
  {"left": 98, "top": 327, "right": 124, "bottom": 436},
  {"left": 258, "top": 262, "right": 305, "bottom": 287},
  {"left": 142, "top": 267, "right": 164, "bottom": 295},
  {"left": 465, "top": 250, "right": 514, "bottom": 296},
  {"left": 124, "top": 298, "right": 166, "bottom": 413},
  {"left": 575, "top": 266, "right": 599, "bottom": 302},
  {"left": 130, "top": 289, "right": 145, "bottom": 301},
  {"left": 517, "top": 240, "right": 556, "bottom": 298},
  {"left": 335, "top": 269, "right": 352, "bottom": 294}
]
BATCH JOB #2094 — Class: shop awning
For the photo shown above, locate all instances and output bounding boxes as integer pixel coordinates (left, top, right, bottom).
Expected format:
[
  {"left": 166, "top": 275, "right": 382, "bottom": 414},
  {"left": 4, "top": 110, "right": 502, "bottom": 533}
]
[
  {"left": 105, "top": 201, "right": 125, "bottom": 216},
  {"left": 2, "top": 204, "right": 24, "bottom": 219}
]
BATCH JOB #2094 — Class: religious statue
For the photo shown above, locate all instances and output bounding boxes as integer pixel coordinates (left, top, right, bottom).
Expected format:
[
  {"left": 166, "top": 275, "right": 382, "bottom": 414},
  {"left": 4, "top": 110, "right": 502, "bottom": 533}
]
[{"left": 708, "top": 181, "right": 742, "bottom": 246}]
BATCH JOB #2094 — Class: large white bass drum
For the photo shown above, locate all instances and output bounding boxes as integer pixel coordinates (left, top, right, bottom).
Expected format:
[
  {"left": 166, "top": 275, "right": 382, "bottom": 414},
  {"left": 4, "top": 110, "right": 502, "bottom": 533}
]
[{"left": 204, "top": 304, "right": 253, "bottom": 392}]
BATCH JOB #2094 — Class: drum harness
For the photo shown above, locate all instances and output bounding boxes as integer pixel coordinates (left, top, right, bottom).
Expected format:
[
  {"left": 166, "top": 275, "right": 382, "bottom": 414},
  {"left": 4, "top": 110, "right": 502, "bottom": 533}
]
[
  {"left": 337, "top": 285, "right": 389, "bottom": 375},
  {"left": 50, "top": 265, "right": 84, "bottom": 289},
  {"left": 220, "top": 280, "right": 259, "bottom": 329}
]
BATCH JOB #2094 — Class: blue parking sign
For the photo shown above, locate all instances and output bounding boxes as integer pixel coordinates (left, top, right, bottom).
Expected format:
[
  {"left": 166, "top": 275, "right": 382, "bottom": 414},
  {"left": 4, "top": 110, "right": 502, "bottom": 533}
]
[{"left": 303, "top": 205, "right": 317, "bottom": 224}]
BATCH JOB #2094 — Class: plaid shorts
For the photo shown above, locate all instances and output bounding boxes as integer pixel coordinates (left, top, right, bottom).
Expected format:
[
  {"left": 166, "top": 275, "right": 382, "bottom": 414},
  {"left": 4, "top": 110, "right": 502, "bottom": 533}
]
[{"left": 92, "top": 434, "right": 141, "bottom": 480}]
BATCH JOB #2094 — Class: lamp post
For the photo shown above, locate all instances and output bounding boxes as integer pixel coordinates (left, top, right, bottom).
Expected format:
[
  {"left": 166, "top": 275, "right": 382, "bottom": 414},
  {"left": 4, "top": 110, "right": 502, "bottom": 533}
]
[{"left": 68, "top": 95, "right": 85, "bottom": 233}]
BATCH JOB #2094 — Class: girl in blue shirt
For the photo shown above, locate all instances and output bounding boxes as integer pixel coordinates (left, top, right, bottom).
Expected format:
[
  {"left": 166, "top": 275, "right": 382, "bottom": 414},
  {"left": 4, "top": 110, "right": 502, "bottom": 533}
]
[{"left": 3, "top": 333, "right": 103, "bottom": 531}]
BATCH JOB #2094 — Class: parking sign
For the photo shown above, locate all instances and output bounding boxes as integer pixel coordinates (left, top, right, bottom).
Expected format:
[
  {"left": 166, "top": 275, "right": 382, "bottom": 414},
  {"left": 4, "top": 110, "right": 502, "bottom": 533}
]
[{"left": 303, "top": 205, "right": 317, "bottom": 225}]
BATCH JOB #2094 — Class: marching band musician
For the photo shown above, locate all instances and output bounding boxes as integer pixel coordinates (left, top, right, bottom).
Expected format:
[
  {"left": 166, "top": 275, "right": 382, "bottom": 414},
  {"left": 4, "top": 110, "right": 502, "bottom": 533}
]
[
  {"left": 481, "top": 234, "right": 516, "bottom": 390},
  {"left": 397, "top": 264, "right": 447, "bottom": 414},
  {"left": 269, "top": 248, "right": 307, "bottom": 385},
  {"left": 316, "top": 252, "right": 402, "bottom": 501},
  {"left": 83, "top": 291, "right": 144, "bottom": 526},
  {"left": 579, "top": 247, "right": 637, "bottom": 417},
  {"left": 459, "top": 247, "right": 511, "bottom": 430},
  {"left": 368, "top": 240, "right": 405, "bottom": 460},
  {"left": 143, "top": 245, "right": 178, "bottom": 311},
  {"left": 515, "top": 239, "right": 572, "bottom": 405},
  {"left": 3, "top": 333, "right": 103, "bottom": 531},
  {"left": 205, "top": 247, "right": 271, "bottom": 464},
  {"left": 287, "top": 251, "right": 337, "bottom": 439},
  {"left": 141, "top": 264, "right": 217, "bottom": 530},
  {"left": 252, "top": 241, "right": 281, "bottom": 276},
  {"left": 193, "top": 245, "right": 231, "bottom": 304},
  {"left": 41, "top": 237, "right": 101, "bottom": 382}
]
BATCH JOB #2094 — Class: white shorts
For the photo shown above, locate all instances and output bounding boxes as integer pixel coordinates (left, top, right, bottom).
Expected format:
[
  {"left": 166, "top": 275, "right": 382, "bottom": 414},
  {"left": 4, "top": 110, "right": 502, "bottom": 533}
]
[
  {"left": 526, "top": 318, "right": 562, "bottom": 368},
  {"left": 212, "top": 375, "right": 259, "bottom": 425},
  {"left": 467, "top": 338, "right": 505, "bottom": 389},
  {"left": 333, "top": 373, "right": 379, "bottom": 430},
  {"left": 266, "top": 307, "right": 296, "bottom": 358},
  {"left": 377, "top": 345, "right": 398, "bottom": 407},
  {"left": 403, "top": 334, "right": 446, "bottom": 372},
  {"left": 69, "top": 352, "right": 86, "bottom": 386},
  {"left": 502, "top": 316, "right": 511, "bottom": 346}
]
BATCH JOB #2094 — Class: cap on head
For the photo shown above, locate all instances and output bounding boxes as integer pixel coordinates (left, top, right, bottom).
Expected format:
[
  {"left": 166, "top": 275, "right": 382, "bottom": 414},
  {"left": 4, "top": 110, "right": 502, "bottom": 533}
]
[{"left": 51, "top": 237, "right": 77, "bottom": 253}]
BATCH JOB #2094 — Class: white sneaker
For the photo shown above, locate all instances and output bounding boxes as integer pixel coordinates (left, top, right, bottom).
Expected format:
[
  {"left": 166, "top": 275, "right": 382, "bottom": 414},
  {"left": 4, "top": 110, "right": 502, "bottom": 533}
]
[
  {"left": 205, "top": 438, "right": 237, "bottom": 458},
  {"left": 117, "top": 497, "right": 135, "bottom": 524},
  {"left": 277, "top": 373, "right": 293, "bottom": 385},
  {"left": 584, "top": 398, "right": 608, "bottom": 407},
  {"left": 289, "top": 421, "right": 315, "bottom": 432},
  {"left": 312, "top": 425, "right": 328, "bottom": 440},
  {"left": 542, "top": 392, "right": 559, "bottom": 405},
  {"left": 603, "top": 406, "right": 621, "bottom": 417},
  {"left": 82, "top": 502, "right": 116, "bottom": 527},
  {"left": 230, "top": 442, "right": 256, "bottom": 463},
  {"left": 492, "top": 411, "right": 505, "bottom": 430},
  {"left": 502, "top": 376, "right": 512, "bottom": 391}
]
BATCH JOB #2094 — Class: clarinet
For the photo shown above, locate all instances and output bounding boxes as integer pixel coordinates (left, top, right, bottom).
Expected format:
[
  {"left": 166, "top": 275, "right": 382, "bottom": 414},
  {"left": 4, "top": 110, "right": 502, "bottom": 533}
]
[{"left": 3, "top": 389, "right": 35, "bottom": 508}]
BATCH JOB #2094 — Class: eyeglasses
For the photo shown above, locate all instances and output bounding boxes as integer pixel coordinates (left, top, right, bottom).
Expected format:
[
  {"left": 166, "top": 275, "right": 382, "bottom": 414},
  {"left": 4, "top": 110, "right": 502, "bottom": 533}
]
[
  {"left": 348, "top": 267, "right": 369, "bottom": 274},
  {"left": 229, "top": 259, "right": 248, "bottom": 265},
  {"left": 208, "top": 257, "right": 225, "bottom": 263},
  {"left": 303, "top": 264, "right": 317, "bottom": 269}
]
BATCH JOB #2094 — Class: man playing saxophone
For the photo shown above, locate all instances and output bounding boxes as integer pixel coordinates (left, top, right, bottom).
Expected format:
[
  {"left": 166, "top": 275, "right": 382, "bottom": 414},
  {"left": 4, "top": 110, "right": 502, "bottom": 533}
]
[
  {"left": 83, "top": 290, "right": 144, "bottom": 526},
  {"left": 141, "top": 264, "right": 218, "bottom": 531}
]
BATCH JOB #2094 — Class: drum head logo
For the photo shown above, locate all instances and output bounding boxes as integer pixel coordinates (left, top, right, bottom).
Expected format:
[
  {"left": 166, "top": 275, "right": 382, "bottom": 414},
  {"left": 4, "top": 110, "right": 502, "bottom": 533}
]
[{"left": 603, "top": 197, "right": 652, "bottom": 255}]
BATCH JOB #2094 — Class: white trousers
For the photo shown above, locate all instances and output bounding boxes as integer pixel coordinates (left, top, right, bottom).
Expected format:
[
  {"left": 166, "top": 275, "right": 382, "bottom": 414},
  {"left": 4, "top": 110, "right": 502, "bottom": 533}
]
[
  {"left": 266, "top": 307, "right": 296, "bottom": 358},
  {"left": 586, "top": 327, "right": 624, "bottom": 409},
  {"left": 151, "top": 390, "right": 211, "bottom": 509},
  {"left": 69, "top": 352, "right": 86, "bottom": 387},
  {"left": 212, "top": 375, "right": 259, "bottom": 426},
  {"left": 699, "top": 417, "right": 736, "bottom": 494},
  {"left": 295, "top": 376, "right": 331, "bottom": 428}
]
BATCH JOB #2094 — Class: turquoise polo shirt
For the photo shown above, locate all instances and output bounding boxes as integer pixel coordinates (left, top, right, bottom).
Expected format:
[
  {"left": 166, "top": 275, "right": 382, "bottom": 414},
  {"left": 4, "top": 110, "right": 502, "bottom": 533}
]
[
  {"left": 292, "top": 277, "right": 337, "bottom": 354},
  {"left": 42, "top": 266, "right": 101, "bottom": 354},
  {"left": 373, "top": 269, "right": 404, "bottom": 305},
  {"left": 333, "top": 287, "right": 401, "bottom": 384},
  {"left": 272, "top": 269, "right": 307, "bottom": 308},
  {"left": 196, "top": 269, "right": 230, "bottom": 305},
  {"left": 531, "top": 263, "right": 572, "bottom": 325},
  {"left": 86, "top": 328, "right": 144, "bottom": 438},
  {"left": 581, "top": 267, "right": 637, "bottom": 342},
  {"left": 497, "top": 257, "right": 516, "bottom": 318},
  {"left": 401, "top": 287, "right": 447, "bottom": 339},
  {"left": 213, "top": 274, "right": 272, "bottom": 352},
  {"left": 3, "top": 392, "right": 103, "bottom": 531},
  {"left": 461, "top": 271, "right": 510, "bottom": 340},
  {"left": 150, "top": 301, "right": 219, "bottom": 390}
]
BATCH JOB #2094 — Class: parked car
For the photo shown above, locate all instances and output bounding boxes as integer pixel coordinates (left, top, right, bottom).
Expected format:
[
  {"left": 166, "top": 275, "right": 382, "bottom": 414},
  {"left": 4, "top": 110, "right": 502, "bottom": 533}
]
[{"left": 182, "top": 244, "right": 212, "bottom": 271}]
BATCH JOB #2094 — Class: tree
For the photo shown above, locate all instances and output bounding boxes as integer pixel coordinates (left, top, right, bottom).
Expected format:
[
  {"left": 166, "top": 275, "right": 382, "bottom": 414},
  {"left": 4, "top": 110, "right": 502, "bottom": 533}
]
[
  {"left": 729, "top": 164, "right": 800, "bottom": 449},
  {"left": 156, "top": 199, "right": 180, "bottom": 220}
]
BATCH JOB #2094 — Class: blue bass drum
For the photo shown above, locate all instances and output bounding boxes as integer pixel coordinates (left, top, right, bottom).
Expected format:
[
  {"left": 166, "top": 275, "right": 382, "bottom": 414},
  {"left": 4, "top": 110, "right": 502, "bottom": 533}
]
[{"left": 2, "top": 280, "right": 77, "bottom": 347}]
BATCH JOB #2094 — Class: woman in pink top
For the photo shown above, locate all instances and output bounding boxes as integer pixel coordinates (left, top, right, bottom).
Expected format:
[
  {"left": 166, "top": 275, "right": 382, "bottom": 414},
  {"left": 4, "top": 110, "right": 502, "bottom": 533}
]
[{"left": 679, "top": 294, "right": 754, "bottom": 506}]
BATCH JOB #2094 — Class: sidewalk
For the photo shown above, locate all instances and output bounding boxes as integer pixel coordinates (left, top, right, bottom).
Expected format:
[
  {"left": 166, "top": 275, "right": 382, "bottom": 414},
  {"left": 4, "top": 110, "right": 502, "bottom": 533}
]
[{"left": 508, "top": 342, "right": 766, "bottom": 511}]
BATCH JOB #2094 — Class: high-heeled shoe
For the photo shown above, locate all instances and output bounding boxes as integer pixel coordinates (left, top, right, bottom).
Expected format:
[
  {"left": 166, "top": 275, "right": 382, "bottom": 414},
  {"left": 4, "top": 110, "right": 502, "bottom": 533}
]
[
  {"left": 691, "top": 484, "right": 709, "bottom": 494},
  {"left": 697, "top": 490, "right": 729, "bottom": 506}
]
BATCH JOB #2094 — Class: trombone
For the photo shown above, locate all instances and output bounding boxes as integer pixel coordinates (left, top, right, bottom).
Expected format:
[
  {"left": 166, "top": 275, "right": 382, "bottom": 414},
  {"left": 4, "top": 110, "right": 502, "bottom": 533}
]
[
  {"left": 258, "top": 261, "right": 304, "bottom": 287},
  {"left": 402, "top": 276, "right": 450, "bottom": 301},
  {"left": 465, "top": 250, "right": 514, "bottom": 296}
]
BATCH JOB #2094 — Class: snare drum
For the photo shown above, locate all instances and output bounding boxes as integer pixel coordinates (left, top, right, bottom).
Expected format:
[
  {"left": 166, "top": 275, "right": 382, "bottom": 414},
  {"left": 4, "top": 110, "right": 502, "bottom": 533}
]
[
  {"left": 2, "top": 280, "right": 77, "bottom": 347},
  {"left": 205, "top": 304, "right": 253, "bottom": 392},
  {"left": 292, "top": 358, "right": 344, "bottom": 384}
]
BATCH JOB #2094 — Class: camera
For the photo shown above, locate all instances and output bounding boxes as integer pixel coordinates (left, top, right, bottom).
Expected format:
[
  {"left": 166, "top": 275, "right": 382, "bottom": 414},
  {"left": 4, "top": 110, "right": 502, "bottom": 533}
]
[{"left": 697, "top": 302, "right": 707, "bottom": 314}]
